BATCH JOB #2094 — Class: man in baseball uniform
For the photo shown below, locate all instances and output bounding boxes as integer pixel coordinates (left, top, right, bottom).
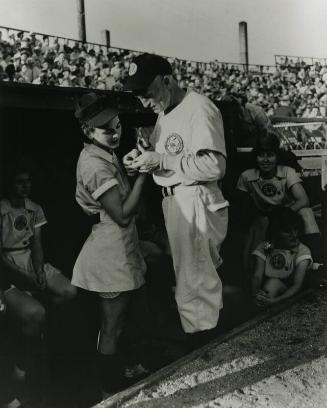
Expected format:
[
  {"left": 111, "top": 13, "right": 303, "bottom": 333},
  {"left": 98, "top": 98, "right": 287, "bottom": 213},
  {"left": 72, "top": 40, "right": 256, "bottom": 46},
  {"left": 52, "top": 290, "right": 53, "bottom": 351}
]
[{"left": 123, "top": 54, "right": 229, "bottom": 338}]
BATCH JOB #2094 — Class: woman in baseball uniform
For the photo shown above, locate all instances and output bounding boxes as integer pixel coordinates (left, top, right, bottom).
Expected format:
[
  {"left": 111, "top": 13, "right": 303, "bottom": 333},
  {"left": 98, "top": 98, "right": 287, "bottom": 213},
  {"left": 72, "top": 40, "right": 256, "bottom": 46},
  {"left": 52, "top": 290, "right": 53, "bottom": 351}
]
[
  {"left": 72, "top": 93, "right": 147, "bottom": 395},
  {"left": 252, "top": 207, "right": 312, "bottom": 307},
  {"left": 0, "top": 165, "right": 77, "bottom": 393}
]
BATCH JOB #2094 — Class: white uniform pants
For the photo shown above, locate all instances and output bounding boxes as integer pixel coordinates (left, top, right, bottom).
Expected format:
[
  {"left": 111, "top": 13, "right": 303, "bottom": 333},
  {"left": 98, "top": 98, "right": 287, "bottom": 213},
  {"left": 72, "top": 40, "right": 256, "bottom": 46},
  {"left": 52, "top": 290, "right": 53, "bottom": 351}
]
[{"left": 162, "top": 183, "right": 228, "bottom": 333}]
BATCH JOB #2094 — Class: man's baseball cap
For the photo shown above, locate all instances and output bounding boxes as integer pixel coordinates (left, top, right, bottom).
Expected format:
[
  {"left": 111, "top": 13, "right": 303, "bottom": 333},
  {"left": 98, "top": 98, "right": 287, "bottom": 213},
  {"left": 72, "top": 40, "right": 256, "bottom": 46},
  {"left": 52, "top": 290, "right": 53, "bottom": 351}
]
[
  {"left": 75, "top": 92, "right": 118, "bottom": 127},
  {"left": 124, "top": 53, "right": 172, "bottom": 94}
]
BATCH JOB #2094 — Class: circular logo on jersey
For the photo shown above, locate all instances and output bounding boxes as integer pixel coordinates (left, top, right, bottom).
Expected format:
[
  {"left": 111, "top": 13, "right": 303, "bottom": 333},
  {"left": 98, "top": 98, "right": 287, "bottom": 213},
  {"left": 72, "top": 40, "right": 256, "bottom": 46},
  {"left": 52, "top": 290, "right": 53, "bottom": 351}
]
[
  {"left": 165, "top": 133, "right": 184, "bottom": 155},
  {"left": 129, "top": 63, "right": 137, "bottom": 76},
  {"left": 261, "top": 183, "right": 277, "bottom": 197},
  {"left": 270, "top": 253, "right": 286, "bottom": 269},
  {"left": 14, "top": 215, "right": 28, "bottom": 231}
]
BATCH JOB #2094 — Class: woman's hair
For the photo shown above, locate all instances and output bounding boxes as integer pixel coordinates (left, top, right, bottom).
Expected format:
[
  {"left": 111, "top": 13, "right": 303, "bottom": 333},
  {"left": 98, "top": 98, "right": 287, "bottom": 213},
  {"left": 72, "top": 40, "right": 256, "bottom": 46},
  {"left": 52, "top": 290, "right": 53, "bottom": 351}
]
[
  {"left": 267, "top": 207, "right": 304, "bottom": 242},
  {"left": 251, "top": 128, "right": 301, "bottom": 171},
  {"left": 3, "top": 163, "right": 32, "bottom": 196},
  {"left": 252, "top": 128, "right": 281, "bottom": 159}
]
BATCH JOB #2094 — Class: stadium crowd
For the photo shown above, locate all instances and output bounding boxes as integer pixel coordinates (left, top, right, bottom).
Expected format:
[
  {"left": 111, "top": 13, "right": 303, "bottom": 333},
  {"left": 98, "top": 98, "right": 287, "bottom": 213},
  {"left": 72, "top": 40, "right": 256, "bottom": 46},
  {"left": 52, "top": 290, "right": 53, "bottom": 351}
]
[{"left": 1, "top": 27, "right": 327, "bottom": 119}]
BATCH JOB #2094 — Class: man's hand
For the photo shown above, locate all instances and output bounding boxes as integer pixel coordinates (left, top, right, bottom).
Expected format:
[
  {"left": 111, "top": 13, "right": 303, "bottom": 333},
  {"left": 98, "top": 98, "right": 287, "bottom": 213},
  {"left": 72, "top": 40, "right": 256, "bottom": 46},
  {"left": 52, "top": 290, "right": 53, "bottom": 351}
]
[
  {"left": 35, "top": 266, "right": 47, "bottom": 290},
  {"left": 123, "top": 149, "right": 140, "bottom": 176},
  {"left": 131, "top": 145, "right": 161, "bottom": 173},
  {"left": 136, "top": 127, "right": 154, "bottom": 151}
]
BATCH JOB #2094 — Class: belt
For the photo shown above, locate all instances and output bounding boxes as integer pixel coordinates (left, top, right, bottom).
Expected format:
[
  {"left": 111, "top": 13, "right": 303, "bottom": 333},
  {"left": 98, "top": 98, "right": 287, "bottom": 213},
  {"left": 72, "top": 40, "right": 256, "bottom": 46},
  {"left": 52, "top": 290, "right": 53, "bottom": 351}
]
[
  {"left": 2, "top": 245, "right": 30, "bottom": 252},
  {"left": 162, "top": 184, "right": 181, "bottom": 197}
]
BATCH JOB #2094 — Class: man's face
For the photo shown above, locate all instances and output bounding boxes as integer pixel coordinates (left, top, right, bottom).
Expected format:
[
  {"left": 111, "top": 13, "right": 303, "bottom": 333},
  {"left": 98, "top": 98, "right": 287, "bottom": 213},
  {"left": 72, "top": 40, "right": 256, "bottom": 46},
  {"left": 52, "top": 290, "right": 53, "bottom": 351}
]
[
  {"left": 12, "top": 172, "right": 32, "bottom": 199},
  {"left": 137, "top": 75, "right": 170, "bottom": 114}
]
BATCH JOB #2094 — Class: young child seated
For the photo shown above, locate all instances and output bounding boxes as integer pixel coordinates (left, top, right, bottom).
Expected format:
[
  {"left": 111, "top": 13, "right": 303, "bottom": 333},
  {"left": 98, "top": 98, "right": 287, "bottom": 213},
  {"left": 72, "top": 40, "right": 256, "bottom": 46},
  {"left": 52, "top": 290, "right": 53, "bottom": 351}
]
[{"left": 251, "top": 207, "right": 312, "bottom": 307}]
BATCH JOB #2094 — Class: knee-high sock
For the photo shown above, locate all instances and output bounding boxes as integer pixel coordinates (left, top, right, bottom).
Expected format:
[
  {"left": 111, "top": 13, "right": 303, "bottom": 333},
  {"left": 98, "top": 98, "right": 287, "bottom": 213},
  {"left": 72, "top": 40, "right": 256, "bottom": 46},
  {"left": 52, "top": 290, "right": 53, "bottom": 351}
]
[{"left": 97, "top": 352, "right": 125, "bottom": 393}]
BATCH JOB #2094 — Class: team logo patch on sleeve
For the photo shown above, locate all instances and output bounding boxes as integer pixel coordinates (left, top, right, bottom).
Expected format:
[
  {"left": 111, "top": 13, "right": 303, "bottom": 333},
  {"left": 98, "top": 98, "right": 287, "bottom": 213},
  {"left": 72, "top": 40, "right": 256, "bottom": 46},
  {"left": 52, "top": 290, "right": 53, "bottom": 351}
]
[
  {"left": 129, "top": 63, "right": 137, "bottom": 76},
  {"left": 165, "top": 133, "right": 184, "bottom": 155},
  {"left": 14, "top": 215, "right": 28, "bottom": 231},
  {"left": 261, "top": 183, "right": 277, "bottom": 197}
]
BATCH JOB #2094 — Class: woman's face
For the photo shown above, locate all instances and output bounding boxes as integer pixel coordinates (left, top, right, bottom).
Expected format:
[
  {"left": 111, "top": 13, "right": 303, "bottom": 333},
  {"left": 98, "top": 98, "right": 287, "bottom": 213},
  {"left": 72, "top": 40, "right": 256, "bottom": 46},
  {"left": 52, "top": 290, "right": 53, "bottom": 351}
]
[
  {"left": 257, "top": 150, "right": 277, "bottom": 175},
  {"left": 276, "top": 227, "right": 299, "bottom": 249},
  {"left": 90, "top": 115, "right": 122, "bottom": 150},
  {"left": 11, "top": 172, "right": 32, "bottom": 199}
]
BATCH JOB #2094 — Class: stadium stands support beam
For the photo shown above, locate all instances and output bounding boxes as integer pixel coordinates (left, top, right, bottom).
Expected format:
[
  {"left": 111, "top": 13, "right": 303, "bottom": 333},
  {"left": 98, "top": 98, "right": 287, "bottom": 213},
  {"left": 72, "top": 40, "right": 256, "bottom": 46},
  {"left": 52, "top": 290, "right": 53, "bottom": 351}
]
[
  {"left": 101, "top": 29, "right": 111, "bottom": 48},
  {"left": 77, "top": 0, "right": 86, "bottom": 42},
  {"left": 239, "top": 21, "right": 249, "bottom": 71}
]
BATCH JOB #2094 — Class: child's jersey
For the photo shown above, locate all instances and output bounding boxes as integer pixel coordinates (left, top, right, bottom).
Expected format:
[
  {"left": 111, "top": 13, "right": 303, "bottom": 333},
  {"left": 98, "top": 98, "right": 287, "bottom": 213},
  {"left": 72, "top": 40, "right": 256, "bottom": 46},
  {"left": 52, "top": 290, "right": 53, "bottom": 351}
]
[{"left": 253, "top": 241, "right": 312, "bottom": 282}]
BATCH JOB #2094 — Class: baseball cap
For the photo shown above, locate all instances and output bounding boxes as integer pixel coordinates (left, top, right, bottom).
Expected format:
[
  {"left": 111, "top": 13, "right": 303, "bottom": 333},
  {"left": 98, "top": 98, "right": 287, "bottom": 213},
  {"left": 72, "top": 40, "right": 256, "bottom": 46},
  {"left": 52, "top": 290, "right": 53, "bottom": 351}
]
[
  {"left": 124, "top": 53, "right": 172, "bottom": 94},
  {"left": 75, "top": 92, "right": 118, "bottom": 127}
]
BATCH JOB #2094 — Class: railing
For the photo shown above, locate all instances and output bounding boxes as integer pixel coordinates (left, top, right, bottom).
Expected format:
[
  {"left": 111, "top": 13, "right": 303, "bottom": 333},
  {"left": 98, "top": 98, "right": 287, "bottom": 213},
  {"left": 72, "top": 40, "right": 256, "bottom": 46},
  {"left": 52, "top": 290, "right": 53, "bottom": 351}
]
[{"left": 275, "top": 54, "right": 327, "bottom": 67}]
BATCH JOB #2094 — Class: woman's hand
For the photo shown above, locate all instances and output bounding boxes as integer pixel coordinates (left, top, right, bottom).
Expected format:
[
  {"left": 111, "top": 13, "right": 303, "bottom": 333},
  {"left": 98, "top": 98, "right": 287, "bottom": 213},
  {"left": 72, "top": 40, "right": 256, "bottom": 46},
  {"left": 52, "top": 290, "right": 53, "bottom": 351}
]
[
  {"left": 35, "top": 266, "right": 47, "bottom": 290},
  {"left": 253, "top": 290, "right": 275, "bottom": 307},
  {"left": 0, "top": 291, "right": 6, "bottom": 314},
  {"left": 123, "top": 149, "right": 140, "bottom": 176},
  {"left": 131, "top": 145, "right": 161, "bottom": 173}
]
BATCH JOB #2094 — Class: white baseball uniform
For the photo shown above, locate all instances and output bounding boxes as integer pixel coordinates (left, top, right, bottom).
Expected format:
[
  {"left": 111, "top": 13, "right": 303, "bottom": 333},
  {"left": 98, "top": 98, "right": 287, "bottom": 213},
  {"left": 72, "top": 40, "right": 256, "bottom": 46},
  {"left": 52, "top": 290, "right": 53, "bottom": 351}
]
[{"left": 150, "top": 90, "right": 228, "bottom": 333}]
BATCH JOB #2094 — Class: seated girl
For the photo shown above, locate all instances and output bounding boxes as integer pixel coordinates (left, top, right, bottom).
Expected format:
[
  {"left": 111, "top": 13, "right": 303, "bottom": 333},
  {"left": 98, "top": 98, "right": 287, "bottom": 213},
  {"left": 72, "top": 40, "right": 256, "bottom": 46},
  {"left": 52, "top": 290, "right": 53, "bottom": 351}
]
[
  {"left": 236, "top": 129, "right": 322, "bottom": 272},
  {"left": 252, "top": 207, "right": 312, "bottom": 306}
]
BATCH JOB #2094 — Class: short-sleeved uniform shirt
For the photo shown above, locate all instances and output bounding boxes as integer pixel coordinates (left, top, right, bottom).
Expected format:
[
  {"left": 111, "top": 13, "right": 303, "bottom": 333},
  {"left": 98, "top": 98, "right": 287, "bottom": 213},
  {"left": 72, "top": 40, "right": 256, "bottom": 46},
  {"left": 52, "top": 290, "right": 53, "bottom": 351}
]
[
  {"left": 253, "top": 241, "right": 312, "bottom": 284},
  {"left": 236, "top": 165, "right": 301, "bottom": 214},
  {"left": 72, "top": 143, "right": 146, "bottom": 293},
  {"left": 0, "top": 198, "right": 47, "bottom": 276}
]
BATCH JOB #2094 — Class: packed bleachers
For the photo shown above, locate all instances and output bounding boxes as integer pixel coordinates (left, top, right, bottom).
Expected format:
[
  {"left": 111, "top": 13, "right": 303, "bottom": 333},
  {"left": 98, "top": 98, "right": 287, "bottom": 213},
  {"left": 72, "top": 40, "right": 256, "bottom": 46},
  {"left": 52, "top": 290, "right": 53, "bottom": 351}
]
[{"left": 2, "top": 26, "right": 327, "bottom": 121}]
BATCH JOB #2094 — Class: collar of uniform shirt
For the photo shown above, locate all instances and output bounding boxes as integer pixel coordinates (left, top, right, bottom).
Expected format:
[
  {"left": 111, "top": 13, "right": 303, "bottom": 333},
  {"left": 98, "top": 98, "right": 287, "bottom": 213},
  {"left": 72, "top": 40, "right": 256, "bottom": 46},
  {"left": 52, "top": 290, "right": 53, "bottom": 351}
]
[
  {"left": 164, "top": 103, "right": 178, "bottom": 115},
  {"left": 91, "top": 139, "right": 114, "bottom": 155}
]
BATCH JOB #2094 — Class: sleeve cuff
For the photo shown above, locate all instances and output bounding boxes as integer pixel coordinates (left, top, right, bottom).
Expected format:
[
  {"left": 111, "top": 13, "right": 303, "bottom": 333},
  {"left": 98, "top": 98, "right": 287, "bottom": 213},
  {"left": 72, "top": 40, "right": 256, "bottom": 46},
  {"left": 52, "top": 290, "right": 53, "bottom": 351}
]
[
  {"left": 92, "top": 179, "right": 119, "bottom": 200},
  {"left": 34, "top": 220, "right": 47, "bottom": 228},
  {"left": 160, "top": 153, "right": 181, "bottom": 171},
  {"left": 296, "top": 254, "right": 313, "bottom": 267},
  {"left": 252, "top": 250, "right": 266, "bottom": 261}
]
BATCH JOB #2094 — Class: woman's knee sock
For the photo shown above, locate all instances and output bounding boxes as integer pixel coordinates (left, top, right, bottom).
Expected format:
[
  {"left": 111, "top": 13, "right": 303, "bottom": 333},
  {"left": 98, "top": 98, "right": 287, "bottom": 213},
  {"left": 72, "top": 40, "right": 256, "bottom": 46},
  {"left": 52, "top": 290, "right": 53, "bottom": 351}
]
[{"left": 97, "top": 352, "right": 125, "bottom": 393}]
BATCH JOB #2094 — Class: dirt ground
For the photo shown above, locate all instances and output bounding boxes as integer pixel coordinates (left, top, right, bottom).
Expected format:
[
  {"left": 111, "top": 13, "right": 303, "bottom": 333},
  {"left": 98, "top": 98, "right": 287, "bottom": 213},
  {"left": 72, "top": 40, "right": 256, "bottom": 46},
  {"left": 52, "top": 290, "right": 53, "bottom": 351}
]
[{"left": 102, "top": 289, "right": 327, "bottom": 408}]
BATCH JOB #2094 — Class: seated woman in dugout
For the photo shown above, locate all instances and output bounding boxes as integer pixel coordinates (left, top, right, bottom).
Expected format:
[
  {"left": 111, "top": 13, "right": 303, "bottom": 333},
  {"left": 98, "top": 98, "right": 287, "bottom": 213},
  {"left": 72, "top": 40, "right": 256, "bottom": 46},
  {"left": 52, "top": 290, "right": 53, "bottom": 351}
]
[{"left": 0, "top": 165, "right": 77, "bottom": 381}]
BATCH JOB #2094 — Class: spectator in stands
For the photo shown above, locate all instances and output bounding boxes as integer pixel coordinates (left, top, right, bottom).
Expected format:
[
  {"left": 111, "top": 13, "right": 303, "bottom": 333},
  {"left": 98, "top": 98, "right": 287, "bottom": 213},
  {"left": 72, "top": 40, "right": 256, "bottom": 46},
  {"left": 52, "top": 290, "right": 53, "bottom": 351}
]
[
  {"left": 252, "top": 207, "right": 312, "bottom": 306},
  {"left": 0, "top": 165, "right": 77, "bottom": 391},
  {"left": 236, "top": 129, "right": 323, "bottom": 273},
  {"left": 274, "top": 95, "right": 295, "bottom": 117}
]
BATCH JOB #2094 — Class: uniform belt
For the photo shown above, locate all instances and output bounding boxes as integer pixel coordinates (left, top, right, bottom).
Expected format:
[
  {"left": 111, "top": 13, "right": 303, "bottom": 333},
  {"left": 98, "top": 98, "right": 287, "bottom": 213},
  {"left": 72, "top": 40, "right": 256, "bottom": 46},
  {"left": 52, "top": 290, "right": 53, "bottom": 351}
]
[
  {"left": 162, "top": 184, "right": 181, "bottom": 197},
  {"left": 161, "top": 182, "right": 215, "bottom": 197},
  {"left": 2, "top": 245, "right": 30, "bottom": 252}
]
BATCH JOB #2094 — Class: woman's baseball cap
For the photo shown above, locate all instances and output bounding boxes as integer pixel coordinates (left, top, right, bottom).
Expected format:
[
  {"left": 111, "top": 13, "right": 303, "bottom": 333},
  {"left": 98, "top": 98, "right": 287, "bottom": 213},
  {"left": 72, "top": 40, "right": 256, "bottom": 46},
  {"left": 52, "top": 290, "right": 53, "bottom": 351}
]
[
  {"left": 75, "top": 92, "right": 118, "bottom": 127},
  {"left": 124, "top": 53, "right": 172, "bottom": 94}
]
